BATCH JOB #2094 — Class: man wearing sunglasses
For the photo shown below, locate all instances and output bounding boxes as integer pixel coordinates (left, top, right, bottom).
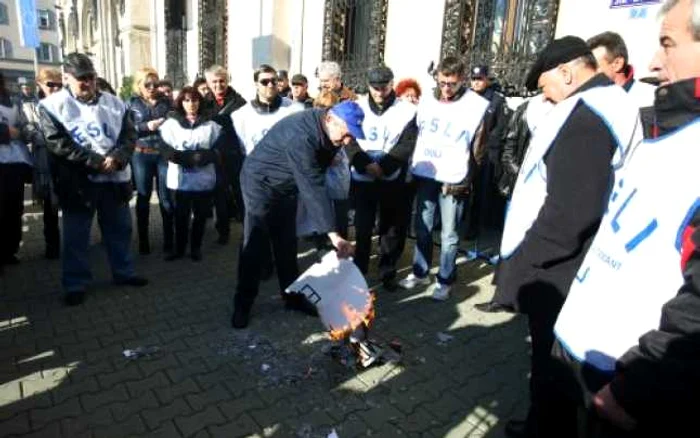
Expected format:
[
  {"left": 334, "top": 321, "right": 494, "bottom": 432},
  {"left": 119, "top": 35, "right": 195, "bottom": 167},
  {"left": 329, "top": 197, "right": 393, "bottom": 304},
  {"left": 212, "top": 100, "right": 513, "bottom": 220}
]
[
  {"left": 37, "top": 53, "right": 148, "bottom": 306},
  {"left": 398, "top": 57, "right": 490, "bottom": 302},
  {"left": 232, "top": 100, "right": 364, "bottom": 329}
]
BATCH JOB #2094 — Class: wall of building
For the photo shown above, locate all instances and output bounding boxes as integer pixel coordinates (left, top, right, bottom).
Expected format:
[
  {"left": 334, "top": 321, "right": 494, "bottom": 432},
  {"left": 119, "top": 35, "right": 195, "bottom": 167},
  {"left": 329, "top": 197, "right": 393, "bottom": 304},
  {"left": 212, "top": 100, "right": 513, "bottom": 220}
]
[{"left": 555, "top": 0, "right": 663, "bottom": 78}]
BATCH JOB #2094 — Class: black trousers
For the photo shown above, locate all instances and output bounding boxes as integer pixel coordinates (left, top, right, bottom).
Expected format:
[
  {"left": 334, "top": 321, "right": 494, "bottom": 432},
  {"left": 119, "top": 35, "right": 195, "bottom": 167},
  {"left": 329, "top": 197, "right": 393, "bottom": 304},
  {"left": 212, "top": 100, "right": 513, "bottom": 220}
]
[
  {"left": 235, "top": 183, "right": 298, "bottom": 311},
  {"left": 214, "top": 153, "right": 244, "bottom": 237},
  {"left": 0, "top": 163, "right": 29, "bottom": 263},
  {"left": 172, "top": 190, "right": 212, "bottom": 255},
  {"left": 43, "top": 200, "right": 60, "bottom": 255},
  {"left": 352, "top": 179, "right": 412, "bottom": 277}
]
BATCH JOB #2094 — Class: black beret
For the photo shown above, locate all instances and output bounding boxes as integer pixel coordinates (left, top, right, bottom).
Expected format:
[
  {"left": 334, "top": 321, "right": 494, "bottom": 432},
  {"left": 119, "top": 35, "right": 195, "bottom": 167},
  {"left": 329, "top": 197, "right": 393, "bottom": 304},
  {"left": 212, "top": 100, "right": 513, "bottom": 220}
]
[
  {"left": 367, "top": 66, "right": 394, "bottom": 87},
  {"left": 525, "top": 36, "right": 593, "bottom": 91}
]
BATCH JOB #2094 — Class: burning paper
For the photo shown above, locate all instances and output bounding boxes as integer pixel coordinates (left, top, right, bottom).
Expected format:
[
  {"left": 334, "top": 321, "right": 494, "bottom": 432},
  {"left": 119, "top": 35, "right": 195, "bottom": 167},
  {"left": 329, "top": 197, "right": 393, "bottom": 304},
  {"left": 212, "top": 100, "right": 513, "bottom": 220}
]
[{"left": 285, "top": 252, "right": 374, "bottom": 340}]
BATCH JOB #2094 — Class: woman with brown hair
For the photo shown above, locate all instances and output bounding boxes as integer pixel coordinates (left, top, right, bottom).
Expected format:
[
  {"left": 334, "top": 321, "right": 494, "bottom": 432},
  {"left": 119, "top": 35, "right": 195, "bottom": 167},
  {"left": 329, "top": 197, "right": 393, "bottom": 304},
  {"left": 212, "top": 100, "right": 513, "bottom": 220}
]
[{"left": 127, "top": 67, "right": 174, "bottom": 255}]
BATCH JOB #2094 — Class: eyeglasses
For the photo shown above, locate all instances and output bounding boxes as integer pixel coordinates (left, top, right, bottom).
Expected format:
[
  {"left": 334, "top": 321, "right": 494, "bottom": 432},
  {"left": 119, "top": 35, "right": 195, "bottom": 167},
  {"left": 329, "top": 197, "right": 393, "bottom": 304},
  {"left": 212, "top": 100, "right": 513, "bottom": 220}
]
[
  {"left": 143, "top": 82, "right": 158, "bottom": 89},
  {"left": 438, "top": 81, "right": 460, "bottom": 89},
  {"left": 75, "top": 73, "right": 96, "bottom": 82},
  {"left": 45, "top": 81, "right": 62, "bottom": 88},
  {"left": 259, "top": 78, "right": 278, "bottom": 87}
]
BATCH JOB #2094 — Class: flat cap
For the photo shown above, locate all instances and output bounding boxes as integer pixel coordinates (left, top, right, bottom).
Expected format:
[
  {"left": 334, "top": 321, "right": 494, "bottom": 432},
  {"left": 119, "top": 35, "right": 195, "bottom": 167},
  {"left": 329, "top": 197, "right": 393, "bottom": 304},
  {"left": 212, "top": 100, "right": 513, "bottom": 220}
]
[
  {"left": 291, "top": 73, "right": 308, "bottom": 85},
  {"left": 367, "top": 66, "right": 394, "bottom": 87},
  {"left": 525, "top": 36, "right": 592, "bottom": 91},
  {"left": 471, "top": 65, "right": 489, "bottom": 78}
]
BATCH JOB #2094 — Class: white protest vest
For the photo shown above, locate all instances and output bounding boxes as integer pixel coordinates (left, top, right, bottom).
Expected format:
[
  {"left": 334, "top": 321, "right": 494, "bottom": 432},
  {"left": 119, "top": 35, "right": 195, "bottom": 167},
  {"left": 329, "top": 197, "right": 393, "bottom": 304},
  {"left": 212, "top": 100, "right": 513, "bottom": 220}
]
[
  {"left": 352, "top": 96, "right": 416, "bottom": 182},
  {"left": 500, "top": 85, "right": 641, "bottom": 258},
  {"left": 40, "top": 89, "right": 130, "bottom": 183},
  {"left": 627, "top": 79, "right": 656, "bottom": 110},
  {"left": 232, "top": 97, "right": 303, "bottom": 155},
  {"left": 160, "top": 118, "right": 221, "bottom": 192},
  {"left": 0, "top": 103, "right": 33, "bottom": 166},
  {"left": 410, "top": 90, "right": 489, "bottom": 184},
  {"left": 555, "top": 119, "right": 700, "bottom": 373}
]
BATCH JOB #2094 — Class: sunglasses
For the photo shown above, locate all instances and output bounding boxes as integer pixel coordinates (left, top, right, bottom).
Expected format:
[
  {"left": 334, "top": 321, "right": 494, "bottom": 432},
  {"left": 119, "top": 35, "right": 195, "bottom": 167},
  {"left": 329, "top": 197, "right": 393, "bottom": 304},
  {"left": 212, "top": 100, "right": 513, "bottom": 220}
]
[
  {"left": 143, "top": 82, "right": 158, "bottom": 89},
  {"left": 259, "top": 78, "right": 278, "bottom": 87},
  {"left": 45, "top": 81, "right": 63, "bottom": 88},
  {"left": 75, "top": 73, "right": 96, "bottom": 82}
]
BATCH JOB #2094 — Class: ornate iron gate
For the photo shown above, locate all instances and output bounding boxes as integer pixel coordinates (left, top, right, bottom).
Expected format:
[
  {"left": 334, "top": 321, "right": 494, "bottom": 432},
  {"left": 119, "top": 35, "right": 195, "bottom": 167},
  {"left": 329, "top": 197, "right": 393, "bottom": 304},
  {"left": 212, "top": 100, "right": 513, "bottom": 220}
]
[
  {"left": 164, "top": 0, "right": 188, "bottom": 88},
  {"left": 441, "top": 0, "right": 559, "bottom": 95},
  {"left": 199, "top": 0, "right": 227, "bottom": 73},
  {"left": 321, "top": 0, "right": 389, "bottom": 91}
]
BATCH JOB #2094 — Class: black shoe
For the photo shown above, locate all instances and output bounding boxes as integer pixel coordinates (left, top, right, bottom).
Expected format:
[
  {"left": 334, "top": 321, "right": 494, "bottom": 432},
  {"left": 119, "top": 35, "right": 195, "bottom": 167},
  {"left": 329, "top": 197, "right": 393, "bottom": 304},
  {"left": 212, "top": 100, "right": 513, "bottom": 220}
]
[
  {"left": 381, "top": 274, "right": 398, "bottom": 291},
  {"left": 64, "top": 291, "right": 86, "bottom": 306},
  {"left": 139, "top": 242, "right": 151, "bottom": 255},
  {"left": 505, "top": 419, "right": 532, "bottom": 438},
  {"left": 231, "top": 307, "right": 250, "bottom": 329},
  {"left": 217, "top": 234, "right": 229, "bottom": 245},
  {"left": 191, "top": 250, "right": 202, "bottom": 262},
  {"left": 474, "top": 301, "right": 513, "bottom": 313},
  {"left": 284, "top": 294, "right": 319, "bottom": 317},
  {"left": 165, "top": 253, "right": 184, "bottom": 262},
  {"left": 114, "top": 276, "right": 149, "bottom": 287}
]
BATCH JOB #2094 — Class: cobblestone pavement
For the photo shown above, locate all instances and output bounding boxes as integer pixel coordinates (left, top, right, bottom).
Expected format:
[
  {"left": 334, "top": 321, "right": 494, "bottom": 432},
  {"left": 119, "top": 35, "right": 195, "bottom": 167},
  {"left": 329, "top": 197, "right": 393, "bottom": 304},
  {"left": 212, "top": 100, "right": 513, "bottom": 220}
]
[{"left": 0, "top": 198, "right": 530, "bottom": 438}]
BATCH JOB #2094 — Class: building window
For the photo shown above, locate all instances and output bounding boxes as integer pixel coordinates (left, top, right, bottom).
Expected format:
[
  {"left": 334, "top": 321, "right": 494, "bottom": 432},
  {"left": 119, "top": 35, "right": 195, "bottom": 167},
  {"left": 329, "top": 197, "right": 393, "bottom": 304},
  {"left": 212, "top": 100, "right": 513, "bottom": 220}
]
[
  {"left": 36, "top": 43, "right": 56, "bottom": 62},
  {"left": 38, "top": 9, "right": 53, "bottom": 29},
  {"left": 0, "top": 38, "right": 12, "bottom": 58},
  {"left": 0, "top": 2, "right": 9, "bottom": 25}
]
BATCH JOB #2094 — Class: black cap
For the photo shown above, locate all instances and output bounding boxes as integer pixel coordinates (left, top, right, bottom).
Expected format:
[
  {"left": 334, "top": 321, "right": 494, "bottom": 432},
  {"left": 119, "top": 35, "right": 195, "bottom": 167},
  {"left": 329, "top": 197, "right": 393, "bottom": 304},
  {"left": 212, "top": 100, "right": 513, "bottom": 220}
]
[
  {"left": 471, "top": 65, "right": 489, "bottom": 78},
  {"left": 277, "top": 70, "right": 289, "bottom": 80},
  {"left": 291, "top": 74, "right": 308, "bottom": 85},
  {"left": 367, "top": 66, "right": 394, "bottom": 87},
  {"left": 63, "top": 52, "right": 96, "bottom": 77},
  {"left": 525, "top": 36, "right": 593, "bottom": 91}
]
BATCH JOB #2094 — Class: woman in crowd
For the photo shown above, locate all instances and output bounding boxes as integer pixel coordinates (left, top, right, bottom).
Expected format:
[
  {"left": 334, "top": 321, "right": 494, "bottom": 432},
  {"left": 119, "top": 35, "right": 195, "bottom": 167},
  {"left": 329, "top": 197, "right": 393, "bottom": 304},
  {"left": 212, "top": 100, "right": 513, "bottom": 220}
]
[
  {"left": 160, "top": 86, "right": 222, "bottom": 261},
  {"left": 395, "top": 78, "right": 422, "bottom": 105},
  {"left": 127, "top": 67, "right": 174, "bottom": 255},
  {"left": 0, "top": 73, "right": 33, "bottom": 270}
]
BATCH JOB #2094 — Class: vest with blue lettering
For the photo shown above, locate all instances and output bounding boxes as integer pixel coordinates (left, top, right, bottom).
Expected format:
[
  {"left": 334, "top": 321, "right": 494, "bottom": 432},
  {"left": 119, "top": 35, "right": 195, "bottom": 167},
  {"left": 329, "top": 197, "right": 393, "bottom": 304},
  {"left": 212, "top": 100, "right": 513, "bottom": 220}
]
[
  {"left": 160, "top": 118, "right": 221, "bottom": 192},
  {"left": 40, "top": 88, "right": 129, "bottom": 183},
  {"left": 500, "top": 85, "right": 641, "bottom": 258},
  {"left": 352, "top": 96, "right": 416, "bottom": 182},
  {"left": 231, "top": 97, "right": 303, "bottom": 155},
  {"left": 0, "top": 102, "right": 33, "bottom": 166},
  {"left": 410, "top": 90, "right": 489, "bottom": 184},
  {"left": 554, "top": 119, "right": 700, "bottom": 372}
]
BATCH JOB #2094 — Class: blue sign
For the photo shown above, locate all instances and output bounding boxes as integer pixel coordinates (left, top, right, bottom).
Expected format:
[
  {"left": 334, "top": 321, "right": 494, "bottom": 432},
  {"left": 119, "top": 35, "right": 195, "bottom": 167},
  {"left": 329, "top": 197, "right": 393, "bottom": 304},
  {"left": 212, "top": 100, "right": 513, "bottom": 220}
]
[
  {"left": 16, "top": 0, "right": 40, "bottom": 48},
  {"left": 610, "top": 0, "right": 660, "bottom": 8}
]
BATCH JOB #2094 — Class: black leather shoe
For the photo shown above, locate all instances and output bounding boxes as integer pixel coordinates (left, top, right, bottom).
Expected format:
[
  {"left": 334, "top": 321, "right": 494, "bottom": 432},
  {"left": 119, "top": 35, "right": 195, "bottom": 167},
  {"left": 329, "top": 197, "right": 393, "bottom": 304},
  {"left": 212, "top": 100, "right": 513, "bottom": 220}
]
[
  {"left": 165, "top": 253, "right": 184, "bottom": 262},
  {"left": 64, "top": 291, "right": 86, "bottom": 306},
  {"left": 231, "top": 307, "right": 250, "bottom": 329},
  {"left": 190, "top": 251, "right": 202, "bottom": 262},
  {"left": 474, "top": 301, "right": 513, "bottom": 313},
  {"left": 284, "top": 294, "right": 319, "bottom": 317},
  {"left": 505, "top": 419, "right": 531, "bottom": 438},
  {"left": 115, "top": 276, "right": 149, "bottom": 287}
]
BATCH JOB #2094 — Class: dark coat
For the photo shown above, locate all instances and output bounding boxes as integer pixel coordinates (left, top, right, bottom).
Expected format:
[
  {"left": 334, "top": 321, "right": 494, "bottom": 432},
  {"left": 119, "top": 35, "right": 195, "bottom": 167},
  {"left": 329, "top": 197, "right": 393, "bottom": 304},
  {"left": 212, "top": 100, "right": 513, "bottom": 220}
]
[
  {"left": 127, "top": 95, "right": 172, "bottom": 150},
  {"left": 497, "top": 100, "right": 531, "bottom": 198}
]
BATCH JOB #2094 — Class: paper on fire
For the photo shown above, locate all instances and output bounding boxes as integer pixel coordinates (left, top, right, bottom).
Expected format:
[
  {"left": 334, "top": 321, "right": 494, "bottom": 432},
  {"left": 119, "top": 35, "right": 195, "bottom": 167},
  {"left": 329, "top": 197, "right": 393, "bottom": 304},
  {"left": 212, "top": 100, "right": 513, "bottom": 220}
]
[{"left": 285, "top": 252, "right": 374, "bottom": 338}]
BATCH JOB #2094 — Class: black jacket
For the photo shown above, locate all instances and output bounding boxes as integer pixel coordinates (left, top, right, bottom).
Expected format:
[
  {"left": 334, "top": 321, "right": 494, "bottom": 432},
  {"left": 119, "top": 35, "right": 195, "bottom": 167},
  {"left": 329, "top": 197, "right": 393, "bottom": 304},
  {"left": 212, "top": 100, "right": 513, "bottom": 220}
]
[
  {"left": 473, "top": 84, "right": 510, "bottom": 167},
  {"left": 607, "top": 77, "right": 700, "bottom": 428},
  {"left": 497, "top": 100, "right": 531, "bottom": 197},
  {"left": 38, "top": 91, "right": 137, "bottom": 209},
  {"left": 345, "top": 92, "right": 418, "bottom": 178},
  {"left": 201, "top": 87, "right": 246, "bottom": 158},
  {"left": 127, "top": 95, "right": 172, "bottom": 150},
  {"left": 241, "top": 109, "right": 338, "bottom": 233},
  {"left": 293, "top": 95, "right": 314, "bottom": 109},
  {"left": 494, "top": 74, "right": 616, "bottom": 313}
]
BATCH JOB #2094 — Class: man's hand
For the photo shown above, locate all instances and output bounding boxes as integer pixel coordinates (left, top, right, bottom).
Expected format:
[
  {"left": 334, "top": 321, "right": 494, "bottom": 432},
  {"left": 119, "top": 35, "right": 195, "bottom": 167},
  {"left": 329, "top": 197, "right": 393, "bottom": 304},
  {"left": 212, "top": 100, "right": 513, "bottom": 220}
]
[
  {"left": 328, "top": 232, "right": 355, "bottom": 259},
  {"left": 365, "top": 163, "right": 383, "bottom": 179},
  {"left": 593, "top": 384, "right": 637, "bottom": 431},
  {"left": 101, "top": 156, "right": 118, "bottom": 173},
  {"left": 8, "top": 126, "right": 20, "bottom": 139},
  {"left": 147, "top": 118, "right": 165, "bottom": 131}
]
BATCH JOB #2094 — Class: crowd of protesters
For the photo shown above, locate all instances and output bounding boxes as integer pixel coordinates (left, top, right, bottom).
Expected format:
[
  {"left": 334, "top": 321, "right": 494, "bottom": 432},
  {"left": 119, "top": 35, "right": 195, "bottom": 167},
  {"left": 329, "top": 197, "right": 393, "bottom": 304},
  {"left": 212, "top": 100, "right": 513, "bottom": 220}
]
[{"left": 2, "top": 0, "right": 700, "bottom": 435}]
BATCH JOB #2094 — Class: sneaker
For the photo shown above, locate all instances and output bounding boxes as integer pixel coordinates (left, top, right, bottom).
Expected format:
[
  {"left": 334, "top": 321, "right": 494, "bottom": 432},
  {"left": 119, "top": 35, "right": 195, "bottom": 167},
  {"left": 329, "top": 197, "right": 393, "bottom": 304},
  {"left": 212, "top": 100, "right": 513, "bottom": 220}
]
[
  {"left": 430, "top": 283, "right": 451, "bottom": 301},
  {"left": 398, "top": 273, "right": 431, "bottom": 290}
]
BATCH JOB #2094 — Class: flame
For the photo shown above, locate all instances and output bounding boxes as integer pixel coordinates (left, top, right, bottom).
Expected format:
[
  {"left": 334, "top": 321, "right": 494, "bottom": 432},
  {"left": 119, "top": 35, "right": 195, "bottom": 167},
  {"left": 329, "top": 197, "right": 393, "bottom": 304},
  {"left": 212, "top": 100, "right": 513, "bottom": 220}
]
[{"left": 329, "top": 291, "right": 376, "bottom": 341}]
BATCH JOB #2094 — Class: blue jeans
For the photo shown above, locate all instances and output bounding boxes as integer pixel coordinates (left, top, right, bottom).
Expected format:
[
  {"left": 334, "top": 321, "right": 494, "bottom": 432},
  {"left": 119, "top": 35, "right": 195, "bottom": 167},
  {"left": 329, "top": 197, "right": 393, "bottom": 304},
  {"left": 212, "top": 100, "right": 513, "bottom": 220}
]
[
  {"left": 412, "top": 176, "right": 465, "bottom": 285},
  {"left": 131, "top": 151, "right": 173, "bottom": 248},
  {"left": 62, "top": 184, "right": 136, "bottom": 293}
]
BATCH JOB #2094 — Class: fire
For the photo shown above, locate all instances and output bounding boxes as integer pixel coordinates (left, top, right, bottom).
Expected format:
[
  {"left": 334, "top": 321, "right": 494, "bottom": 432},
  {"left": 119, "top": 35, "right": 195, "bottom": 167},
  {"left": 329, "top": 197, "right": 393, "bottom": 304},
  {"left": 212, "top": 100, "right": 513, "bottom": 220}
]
[{"left": 328, "top": 291, "right": 376, "bottom": 341}]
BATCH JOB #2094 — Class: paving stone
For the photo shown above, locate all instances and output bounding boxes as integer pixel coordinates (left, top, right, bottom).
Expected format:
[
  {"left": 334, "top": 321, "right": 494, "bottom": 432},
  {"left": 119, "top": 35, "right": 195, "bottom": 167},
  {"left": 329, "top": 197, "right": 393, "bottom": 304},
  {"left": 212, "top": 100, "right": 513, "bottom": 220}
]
[
  {"left": 30, "top": 397, "right": 82, "bottom": 429},
  {"left": 0, "top": 411, "right": 31, "bottom": 435},
  {"left": 81, "top": 384, "right": 129, "bottom": 412},
  {"left": 218, "top": 392, "right": 267, "bottom": 421},
  {"left": 110, "top": 390, "right": 159, "bottom": 422},
  {"left": 92, "top": 414, "right": 146, "bottom": 438},
  {"left": 125, "top": 371, "right": 170, "bottom": 398},
  {"left": 185, "top": 384, "right": 233, "bottom": 411},
  {"left": 165, "top": 358, "right": 209, "bottom": 384},
  {"left": 145, "top": 420, "right": 183, "bottom": 438},
  {"left": 358, "top": 403, "right": 405, "bottom": 430},
  {"left": 208, "top": 413, "right": 260, "bottom": 437},
  {"left": 154, "top": 378, "right": 201, "bottom": 405},
  {"left": 51, "top": 376, "right": 100, "bottom": 405},
  {"left": 20, "top": 421, "right": 63, "bottom": 438},
  {"left": 174, "top": 405, "right": 226, "bottom": 438},
  {"left": 142, "top": 398, "right": 193, "bottom": 430}
]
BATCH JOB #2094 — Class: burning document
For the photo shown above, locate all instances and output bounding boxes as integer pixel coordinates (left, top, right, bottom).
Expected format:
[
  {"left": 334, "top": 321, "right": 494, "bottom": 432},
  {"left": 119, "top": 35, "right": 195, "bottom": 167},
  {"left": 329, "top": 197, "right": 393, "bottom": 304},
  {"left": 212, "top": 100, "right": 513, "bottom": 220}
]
[{"left": 285, "top": 252, "right": 374, "bottom": 339}]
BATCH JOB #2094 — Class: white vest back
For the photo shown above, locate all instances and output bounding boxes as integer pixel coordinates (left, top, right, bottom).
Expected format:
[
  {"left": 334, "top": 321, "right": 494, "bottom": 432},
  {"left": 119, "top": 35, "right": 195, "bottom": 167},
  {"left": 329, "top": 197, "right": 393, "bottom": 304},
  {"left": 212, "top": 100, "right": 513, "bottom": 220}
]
[
  {"left": 500, "top": 85, "right": 641, "bottom": 258},
  {"left": 0, "top": 103, "right": 33, "bottom": 166},
  {"left": 232, "top": 97, "right": 303, "bottom": 155},
  {"left": 352, "top": 96, "right": 416, "bottom": 182},
  {"left": 40, "top": 89, "right": 130, "bottom": 183},
  {"left": 555, "top": 119, "right": 700, "bottom": 372},
  {"left": 627, "top": 79, "right": 656, "bottom": 109},
  {"left": 410, "top": 90, "right": 489, "bottom": 184},
  {"left": 160, "top": 118, "right": 221, "bottom": 192}
]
